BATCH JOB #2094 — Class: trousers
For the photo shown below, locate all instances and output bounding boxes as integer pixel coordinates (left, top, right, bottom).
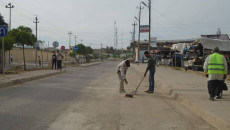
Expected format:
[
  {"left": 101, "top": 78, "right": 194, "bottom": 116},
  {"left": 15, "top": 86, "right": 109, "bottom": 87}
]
[
  {"left": 117, "top": 72, "right": 124, "bottom": 91},
  {"left": 149, "top": 70, "right": 155, "bottom": 91},
  {"left": 208, "top": 80, "right": 224, "bottom": 97}
]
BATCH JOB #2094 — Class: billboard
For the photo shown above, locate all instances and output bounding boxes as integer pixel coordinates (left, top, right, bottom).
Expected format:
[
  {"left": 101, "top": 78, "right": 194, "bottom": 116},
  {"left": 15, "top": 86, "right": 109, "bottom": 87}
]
[
  {"left": 151, "top": 37, "right": 157, "bottom": 47},
  {"left": 140, "top": 25, "right": 149, "bottom": 33}
]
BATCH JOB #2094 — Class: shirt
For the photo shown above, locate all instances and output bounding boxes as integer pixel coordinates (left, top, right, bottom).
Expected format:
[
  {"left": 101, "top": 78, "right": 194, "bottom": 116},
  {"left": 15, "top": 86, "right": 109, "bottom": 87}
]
[
  {"left": 57, "top": 53, "right": 63, "bottom": 61},
  {"left": 52, "top": 54, "right": 57, "bottom": 60},
  {"left": 147, "top": 55, "right": 156, "bottom": 71},
  {"left": 117, "top": 60, "right": 128, "bottom": 79},
  {"left": 203, "top": 53, "right": 228, "bottom": 81}
]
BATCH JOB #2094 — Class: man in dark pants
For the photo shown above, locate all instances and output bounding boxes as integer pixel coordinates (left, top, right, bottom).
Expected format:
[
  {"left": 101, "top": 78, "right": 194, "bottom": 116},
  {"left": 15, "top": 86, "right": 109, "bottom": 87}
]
[
  {"left": 203, "top": 47, "right": 228, "bottom": 101},
  {"left": 144, "top": 51, "right": 156, "bottom": 94},
  {"left": 51, "top": 51, "right": 57, "bottom": 69}
]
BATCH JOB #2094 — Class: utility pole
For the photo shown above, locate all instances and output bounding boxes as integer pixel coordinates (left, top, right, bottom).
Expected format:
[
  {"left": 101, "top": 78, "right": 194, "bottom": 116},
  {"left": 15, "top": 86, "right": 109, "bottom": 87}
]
[
  {"left": 74, "top": 35, "right": 77, "bottom": 46},
  {"left": 142, "top": 0, "right": 152, "bottom": 52},
  {"left": 101, "top": 43, "right": 103, "bottom": 60},
  {"left": 132, "top": 22, "right": 137, "bottom": 58},
  {"left": 148, "top": 0, "right": 151, "bottom": 53},
  {"left": 81, "top": 39, "right": 83, "bottom": 44},
  {"left": 47, "top": 41, "right": 49, "bottom": 62},
  {"left": 68, "top": 31, "right": 72, "bottom": 49},
  {"left": 135, "top": 4, "right": 144, "bottom": 64},
  {"left": 5, "top": 3, "right": 14, "bottom": 64},
  {"left": 114, "top": 21, "right": 116, "bottom": 53},
  {"left": 33, "top": 16, "right": 39, "bottom": 65},
  {"left": 116, "top": 27, "right": 118, "bottom": 50}
]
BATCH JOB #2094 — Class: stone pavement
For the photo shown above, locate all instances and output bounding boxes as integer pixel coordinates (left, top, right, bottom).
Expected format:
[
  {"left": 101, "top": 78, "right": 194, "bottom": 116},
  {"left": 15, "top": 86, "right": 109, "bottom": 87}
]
[
  {"left": 0, "top": 61, "right": 104, "bottom": 89},
  {"left": 132, "top": 63, "right": 230, "bottom": 130}
]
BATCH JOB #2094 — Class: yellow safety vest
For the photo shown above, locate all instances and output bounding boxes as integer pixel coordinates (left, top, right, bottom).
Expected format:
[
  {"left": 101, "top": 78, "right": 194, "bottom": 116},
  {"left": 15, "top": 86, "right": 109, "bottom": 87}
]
[{"left": 208, "top": 53, "right": 226, "bottom": 74}]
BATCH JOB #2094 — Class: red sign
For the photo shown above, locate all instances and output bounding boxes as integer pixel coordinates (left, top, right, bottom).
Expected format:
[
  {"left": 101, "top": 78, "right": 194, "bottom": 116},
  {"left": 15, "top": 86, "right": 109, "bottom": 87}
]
[{"left": 61, "top": 46, "right": 65, "bottom": 50}]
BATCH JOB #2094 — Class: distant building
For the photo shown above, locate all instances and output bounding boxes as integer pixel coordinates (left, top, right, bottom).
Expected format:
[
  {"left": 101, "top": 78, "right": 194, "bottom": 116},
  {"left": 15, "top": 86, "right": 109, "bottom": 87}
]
[{"left": 201, "top": 28, "right": 230, "bottom": 40}]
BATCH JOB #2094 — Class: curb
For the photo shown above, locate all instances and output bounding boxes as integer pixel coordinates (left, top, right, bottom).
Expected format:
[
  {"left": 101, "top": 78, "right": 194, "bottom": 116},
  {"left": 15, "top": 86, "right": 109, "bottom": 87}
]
[
  {"left": 0, "top": 70, "right": 66, "bottom": 89},
  {"left": 156, "top": 80, "right": 230, "bottom": 130},
  {"left": 131, "top": 65, "right": 230, "bottom": 130}
]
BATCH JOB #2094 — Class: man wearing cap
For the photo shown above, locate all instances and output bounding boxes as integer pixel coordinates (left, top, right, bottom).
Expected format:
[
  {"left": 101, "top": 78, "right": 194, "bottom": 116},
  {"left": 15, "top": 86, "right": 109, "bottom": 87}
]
[
  {"left": 203, "top": 47, "right": 228, "bottom": 101},
  {"left": 144, "top": 51, "right": 156, "bottom": 94},
  {"left": 117, "top": 59, "right": 132, "bottom": 93}
]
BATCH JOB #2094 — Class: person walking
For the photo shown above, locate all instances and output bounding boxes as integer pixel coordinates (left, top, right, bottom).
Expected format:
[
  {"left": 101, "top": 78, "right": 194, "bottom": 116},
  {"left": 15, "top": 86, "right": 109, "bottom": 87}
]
[
  {"left": 51, "top": 51, "right": 57, "bottom": 69},
  {"left": 117, "top": 59, "right": 132, "bottom": 93},
  {"left": 203, "top": 47, "right": 228, "bottom": 101},
  {"left": 144, "top": 51, "right": 156, "bottom": 94},
  {"left": 56, "top": 50, "right": 63, "bottom": 70}
]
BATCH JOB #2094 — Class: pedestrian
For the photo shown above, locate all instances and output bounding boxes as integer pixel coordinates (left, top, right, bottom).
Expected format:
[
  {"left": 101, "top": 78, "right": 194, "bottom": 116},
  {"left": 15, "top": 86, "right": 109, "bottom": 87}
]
[
  {"left": 144, "top": 51, "right": 156, "bottom": 94},
  {"left": 117, "top": 58, "right": 132, "bottom": 93},
  {"left": 10, "top": 54, "right": 13, "bottom": 63},
  {"left": 38, "top": 56, "right": 41, "bottom": 66},
  {"left": 51, "top": 51, "right": 57, "bottom": 69},
  {"left": 56, "top": 50, "right": 63, "bottom": 70},
  {"left": 203, "top": 47, "right": 228, "bottom": 101},
  {"left": 141, "top": 56, "right": 144, "bottom": 64}
]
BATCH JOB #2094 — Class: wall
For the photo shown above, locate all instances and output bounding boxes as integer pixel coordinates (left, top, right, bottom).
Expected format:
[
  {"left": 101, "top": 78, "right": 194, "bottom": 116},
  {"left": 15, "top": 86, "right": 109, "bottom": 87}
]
[{"left": 5, "top": 47, "right": 55, "bottom": 63}]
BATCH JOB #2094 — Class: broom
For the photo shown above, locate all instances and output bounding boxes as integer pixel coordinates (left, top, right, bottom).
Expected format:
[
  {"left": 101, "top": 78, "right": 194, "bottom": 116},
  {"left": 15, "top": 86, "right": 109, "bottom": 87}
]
[{"left": 125, "top": 76, "right": 145, "bottom": 98}]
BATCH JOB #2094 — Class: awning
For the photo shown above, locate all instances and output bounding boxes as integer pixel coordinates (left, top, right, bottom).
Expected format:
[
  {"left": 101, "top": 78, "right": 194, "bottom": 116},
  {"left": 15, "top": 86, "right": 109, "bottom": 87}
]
[{"left": 200, "top": 38, "right": 230, "bottom": 51}]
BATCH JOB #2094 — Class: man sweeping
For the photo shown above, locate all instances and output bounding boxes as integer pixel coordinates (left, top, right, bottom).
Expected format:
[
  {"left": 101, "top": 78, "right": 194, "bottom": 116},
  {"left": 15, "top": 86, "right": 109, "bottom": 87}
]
[
  {"left": 203, "top": 47, "right": 228, "bottom": 101},
  {"left": 144, "top": 51, "right": 156, "bottom": 94},
  {"left": 117, "top": 59, "right": 132, "bottom": 93}
]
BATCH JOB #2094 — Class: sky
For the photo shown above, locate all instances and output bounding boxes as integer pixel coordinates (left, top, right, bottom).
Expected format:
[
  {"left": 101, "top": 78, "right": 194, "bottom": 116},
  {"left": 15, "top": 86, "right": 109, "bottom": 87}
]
[{"left": 0, "top": 0, "right": 230, "bottom": 49}]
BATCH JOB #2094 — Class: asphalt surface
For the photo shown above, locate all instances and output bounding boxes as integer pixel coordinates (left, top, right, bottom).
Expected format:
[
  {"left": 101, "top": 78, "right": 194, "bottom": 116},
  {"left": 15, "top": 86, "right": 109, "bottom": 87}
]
[
  {"left": 0, "top": 61, "right": 216, "bottom": 130},
  {"left": 0, "top": 62, "right": 107, "bottom": 130}
]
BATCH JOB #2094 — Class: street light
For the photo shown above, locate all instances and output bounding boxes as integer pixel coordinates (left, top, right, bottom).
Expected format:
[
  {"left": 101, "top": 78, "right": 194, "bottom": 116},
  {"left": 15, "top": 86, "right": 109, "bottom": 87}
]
[
  {"left": 134, "top": 17, "right": 139, "bottom": 21},
  {"left": 141, "top": 1, "right": 147, "bottom": 7},
  {"left": 68, "top": 31, "right": 72, "bottom": 49},
  {"left": 5, "top": 3, "right": 14, "bottom": 64}
]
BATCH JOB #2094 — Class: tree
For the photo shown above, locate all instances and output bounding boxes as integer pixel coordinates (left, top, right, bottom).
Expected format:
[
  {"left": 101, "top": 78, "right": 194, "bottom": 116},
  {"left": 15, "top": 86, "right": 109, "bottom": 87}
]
[
  {"left": 0, "top": 14, "right": 9, "bottom": 73},
  {"left": 76, "top": 44, "right": 86, "bottom": 55},
  {"left": 0, "top": 14, "right": 8, "bottom": 26},
  {"left": 11, "top": 26, "right": 36, "bottom": 70},
  {"left": 85, "top": 46, "right": 93, "bottom": 55}
]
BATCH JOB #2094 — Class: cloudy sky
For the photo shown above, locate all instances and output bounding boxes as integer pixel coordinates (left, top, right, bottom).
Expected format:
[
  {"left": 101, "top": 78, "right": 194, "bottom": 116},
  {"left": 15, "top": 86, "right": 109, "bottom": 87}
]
[{"left": 0, "top": 0, "right": 230, "bottom": 49}]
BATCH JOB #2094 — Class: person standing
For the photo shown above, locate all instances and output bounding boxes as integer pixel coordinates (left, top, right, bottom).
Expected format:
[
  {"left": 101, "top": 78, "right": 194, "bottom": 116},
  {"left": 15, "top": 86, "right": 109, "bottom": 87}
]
[
  {"left": 56, "top": 50, "right": 63, "bottom": 70},
  {"left": 203, "top": 47, "right": 228, "bottom": 101},
  {"left": 10, "top": 54, "right": 13, "bottom": 63},
  {"left": 51, "top": 52, "right": 57, "bottom": 69},
  {"left": 117, "top": 59, "right": 132, "bottom": 93},
  {"left": 144, "top": 51, "right": 156, "bottom": 94},
  {"left": 38, "top": 56, "right": 41, "bottom": 66}
]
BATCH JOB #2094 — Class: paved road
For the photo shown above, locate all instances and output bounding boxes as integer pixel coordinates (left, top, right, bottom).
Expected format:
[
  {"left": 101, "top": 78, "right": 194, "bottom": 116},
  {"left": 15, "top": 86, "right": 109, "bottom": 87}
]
[
  {"left": 0, "top": 61, "right": 216, "bottom": 130},
  {"left": 0, "top": 63, "right": 104, "bottom": 129}
]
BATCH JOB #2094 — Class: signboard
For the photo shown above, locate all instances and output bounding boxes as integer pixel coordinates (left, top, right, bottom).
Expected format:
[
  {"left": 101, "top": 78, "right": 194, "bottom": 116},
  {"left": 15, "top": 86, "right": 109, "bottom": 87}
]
[
  {"left": 151, "top": 37, "right": 157, "bottom": 47},
  {"left": 61, "top": 46, "right": 65, "bottom": 50},
  {"left": 53, "top": 41, "right": 59, "bottom": 48},
  {"left": 73, "top": 46, "right": 78, "bottom": 51},
  {"left": 140, "top": 25, "right": 149, "bottom": 33},
  {"left": 0, "top": 26, "right": 8, "bottom": 37}
]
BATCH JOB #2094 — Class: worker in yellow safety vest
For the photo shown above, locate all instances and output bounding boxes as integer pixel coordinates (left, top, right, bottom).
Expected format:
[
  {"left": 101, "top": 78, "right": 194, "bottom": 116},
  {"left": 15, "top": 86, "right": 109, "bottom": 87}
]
[{"left": 203, "top": 47, "right": 228, "bottom": 101}]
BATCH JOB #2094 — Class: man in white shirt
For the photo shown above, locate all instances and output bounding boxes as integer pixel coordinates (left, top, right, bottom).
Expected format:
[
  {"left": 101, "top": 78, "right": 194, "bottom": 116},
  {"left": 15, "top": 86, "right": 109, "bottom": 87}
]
[{"left": 117, "top": 59, "right": 132, "bottom": 93}]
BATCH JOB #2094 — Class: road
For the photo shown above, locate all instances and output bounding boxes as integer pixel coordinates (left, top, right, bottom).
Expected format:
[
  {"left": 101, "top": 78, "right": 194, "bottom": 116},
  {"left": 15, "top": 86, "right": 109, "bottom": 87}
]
[{"left": 0, "top": 61, "right": 216, "bottom": 130}]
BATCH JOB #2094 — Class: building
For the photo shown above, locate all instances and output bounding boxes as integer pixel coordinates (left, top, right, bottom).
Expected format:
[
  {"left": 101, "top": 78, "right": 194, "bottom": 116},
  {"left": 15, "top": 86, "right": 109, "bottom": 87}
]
[{"left": 201, "top": 28, "right": 230, "bottom": 40}]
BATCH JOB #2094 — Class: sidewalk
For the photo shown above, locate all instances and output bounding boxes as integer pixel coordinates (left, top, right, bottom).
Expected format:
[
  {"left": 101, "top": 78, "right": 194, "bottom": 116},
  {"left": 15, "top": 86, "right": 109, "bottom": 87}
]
[
  {"left": 132, "top": 63, "right": 230, "bottom": 130},
  {"left": 0, "top": 61, "right": 105, "bottom": 89}
]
